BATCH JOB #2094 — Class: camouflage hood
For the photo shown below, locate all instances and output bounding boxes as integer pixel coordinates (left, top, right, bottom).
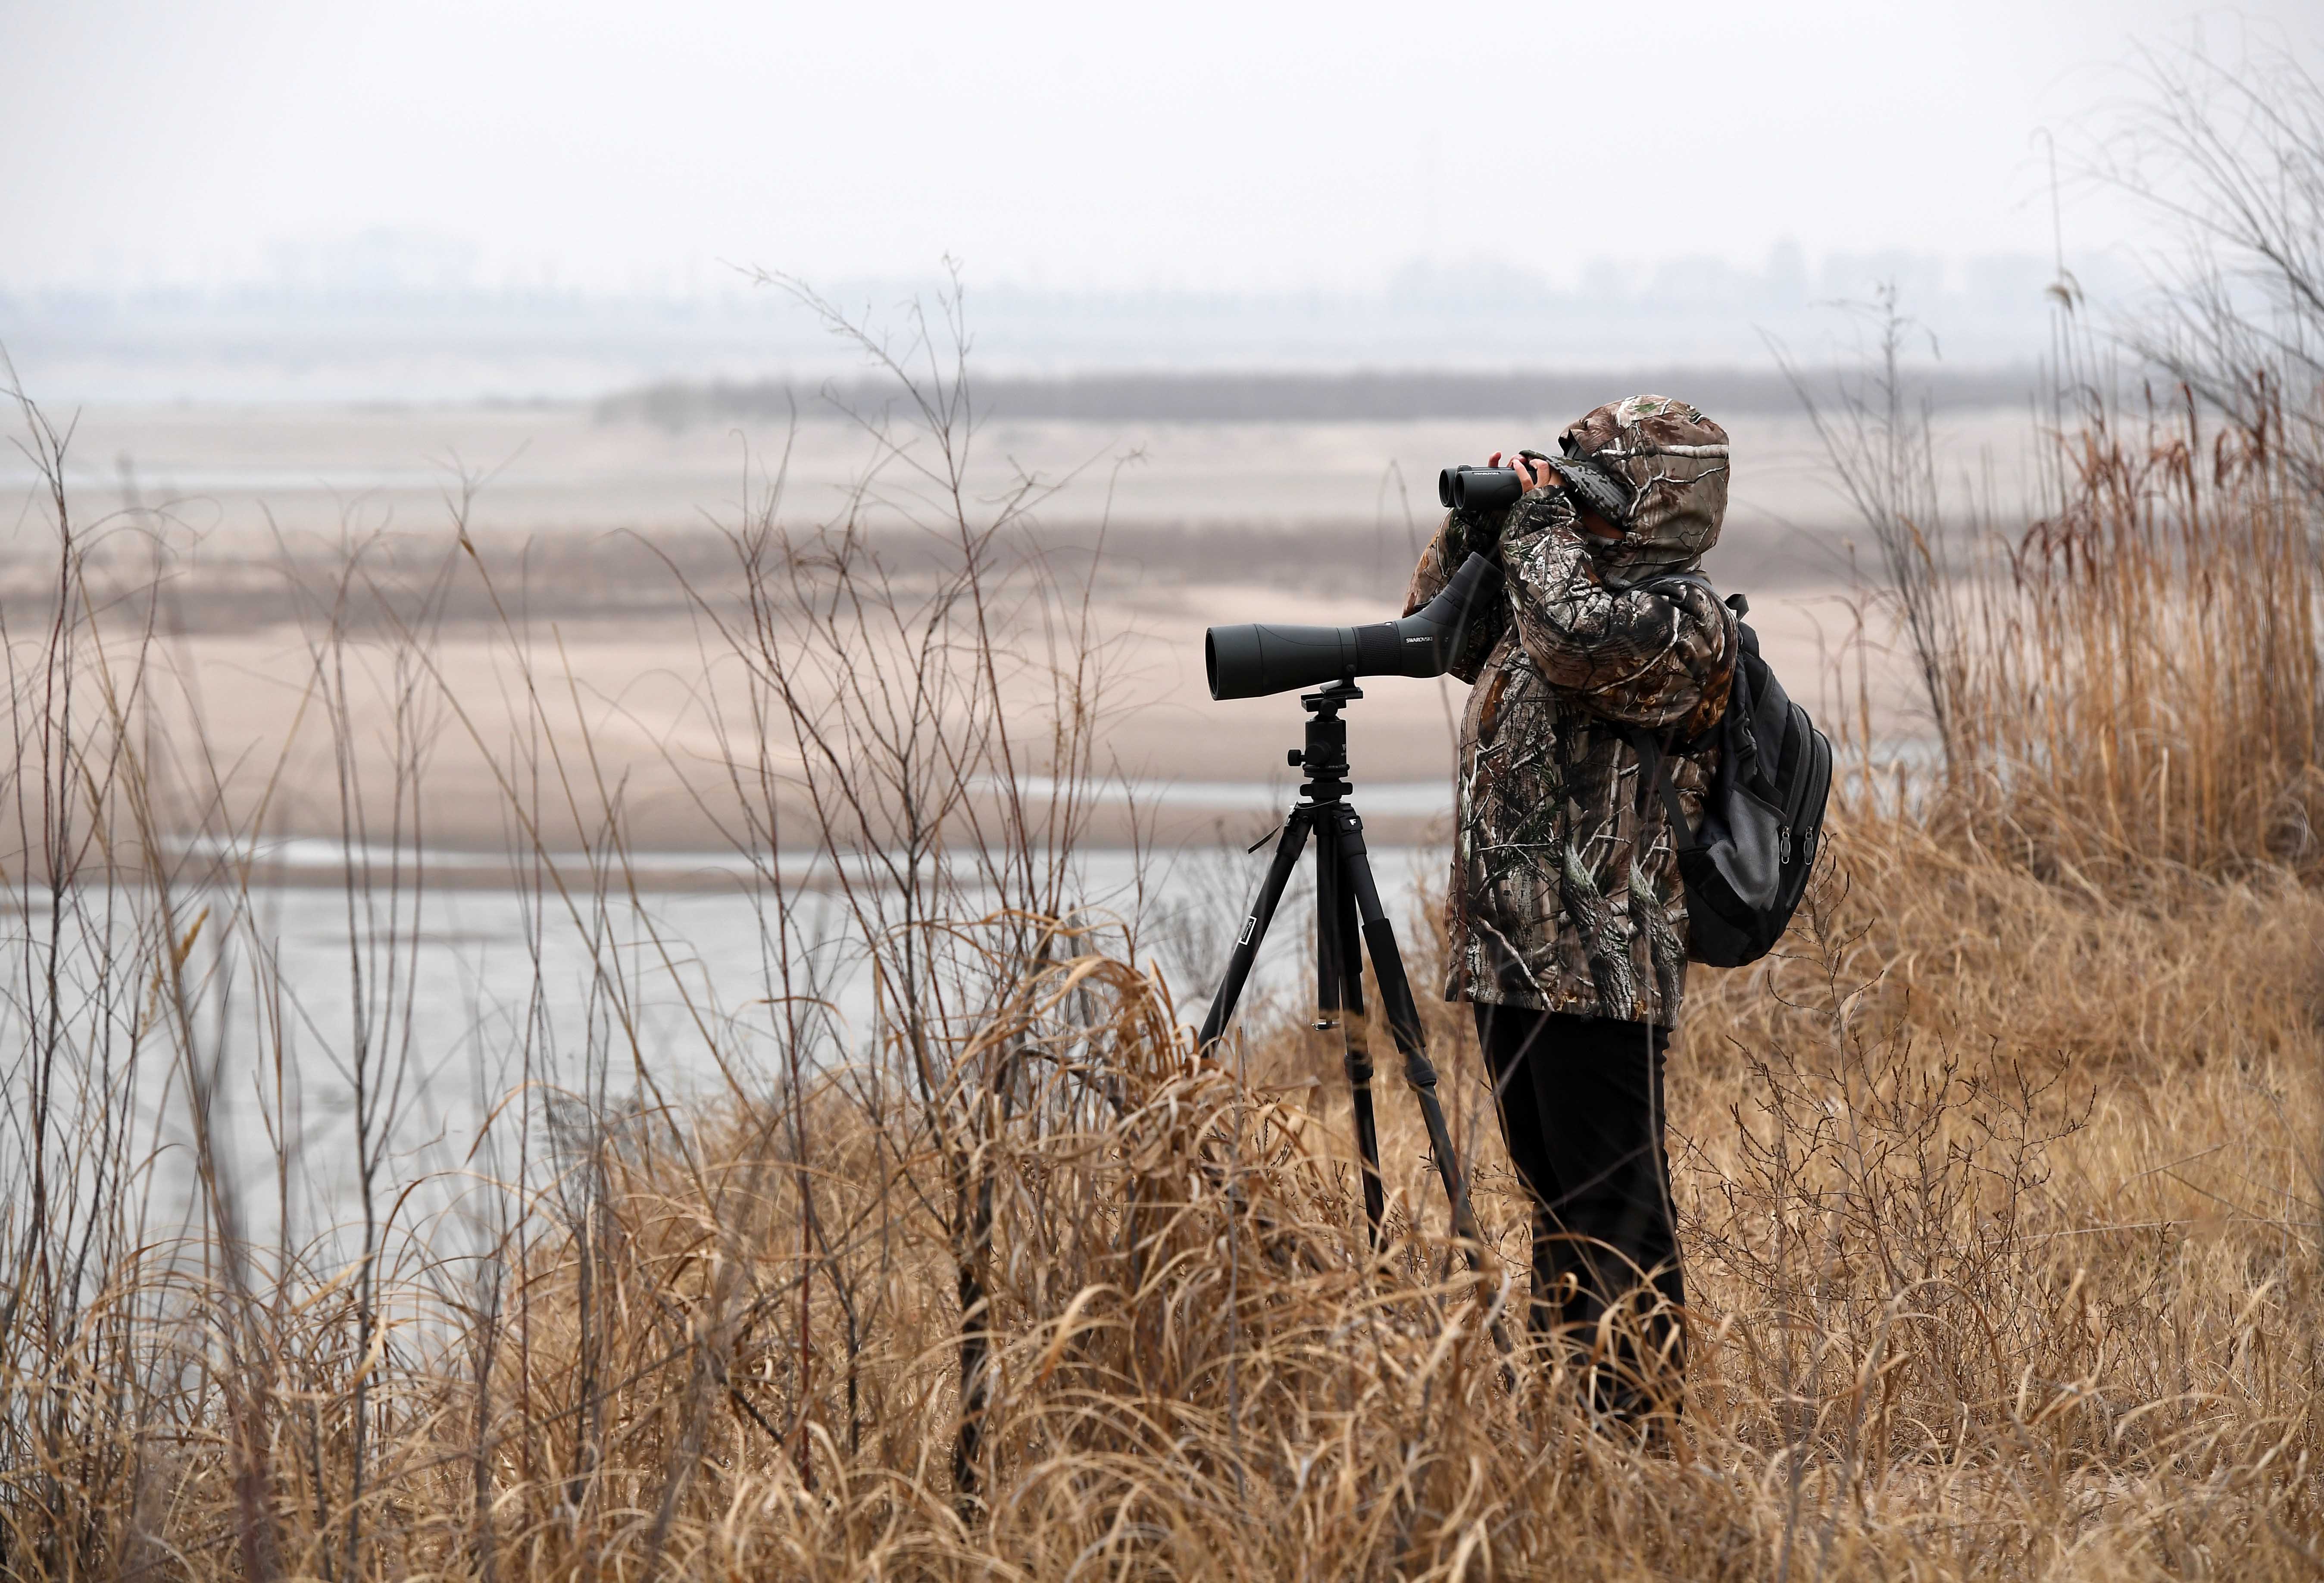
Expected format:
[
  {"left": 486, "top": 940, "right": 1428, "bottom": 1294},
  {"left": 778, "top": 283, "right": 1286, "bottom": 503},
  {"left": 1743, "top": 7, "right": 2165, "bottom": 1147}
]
[{"left": 1559, "top": 394, "right": 1731, "bottom": 586}]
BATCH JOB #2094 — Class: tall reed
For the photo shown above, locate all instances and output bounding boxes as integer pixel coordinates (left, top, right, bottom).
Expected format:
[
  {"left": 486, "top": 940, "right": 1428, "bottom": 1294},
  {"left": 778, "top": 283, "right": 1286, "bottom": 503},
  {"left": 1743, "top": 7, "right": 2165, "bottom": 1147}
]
[{"left": 1945, "top": 383, "right": 2321, "bottom": 882}]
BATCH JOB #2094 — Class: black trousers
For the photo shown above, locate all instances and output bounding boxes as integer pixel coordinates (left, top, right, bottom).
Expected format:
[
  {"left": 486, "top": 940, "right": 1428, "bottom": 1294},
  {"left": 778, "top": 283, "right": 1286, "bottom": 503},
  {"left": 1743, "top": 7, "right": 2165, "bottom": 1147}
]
[{"left": 1474, "top": 1003, "right": 1685, "bottom": 1416}]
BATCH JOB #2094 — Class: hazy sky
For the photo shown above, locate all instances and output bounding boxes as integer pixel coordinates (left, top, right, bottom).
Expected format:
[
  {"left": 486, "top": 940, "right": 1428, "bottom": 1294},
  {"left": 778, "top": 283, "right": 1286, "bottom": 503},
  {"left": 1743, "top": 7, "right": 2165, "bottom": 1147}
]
[{"left": 1, "top": 0, "right": 2315, "bottom": 294}]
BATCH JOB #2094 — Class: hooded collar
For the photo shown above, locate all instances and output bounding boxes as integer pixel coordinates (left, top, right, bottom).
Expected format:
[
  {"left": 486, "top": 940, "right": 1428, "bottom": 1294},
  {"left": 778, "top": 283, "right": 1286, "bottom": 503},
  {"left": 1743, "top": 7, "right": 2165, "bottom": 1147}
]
[{"left": 1559, "top": 394, "right": 1731, "bottom": 587}]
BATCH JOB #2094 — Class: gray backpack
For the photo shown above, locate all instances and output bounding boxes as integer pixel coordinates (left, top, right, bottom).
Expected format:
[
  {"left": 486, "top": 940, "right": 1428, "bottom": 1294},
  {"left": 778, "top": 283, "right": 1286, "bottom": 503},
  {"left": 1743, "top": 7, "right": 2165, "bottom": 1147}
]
[{"left": 1630, "top": 580, "right": 1832, "bottom": 968}]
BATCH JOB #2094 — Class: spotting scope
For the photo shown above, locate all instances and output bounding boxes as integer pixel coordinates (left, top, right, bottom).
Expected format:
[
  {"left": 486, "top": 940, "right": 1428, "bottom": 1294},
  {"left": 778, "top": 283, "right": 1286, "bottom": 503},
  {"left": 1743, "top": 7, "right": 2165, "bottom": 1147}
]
[{"left": 1204, "top": 552, "right": 1500, "bottom": 701}]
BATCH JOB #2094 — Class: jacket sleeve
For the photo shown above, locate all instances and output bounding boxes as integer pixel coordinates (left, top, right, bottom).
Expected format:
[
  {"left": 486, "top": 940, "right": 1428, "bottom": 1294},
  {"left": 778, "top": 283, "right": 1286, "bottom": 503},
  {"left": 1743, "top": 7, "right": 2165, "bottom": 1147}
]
[
  {"left": 1499, "top": 485, "right": 1734, "bottom": 729},
  {"left": 1402, "top": 507, "right": 1508, "bottom": 685}
]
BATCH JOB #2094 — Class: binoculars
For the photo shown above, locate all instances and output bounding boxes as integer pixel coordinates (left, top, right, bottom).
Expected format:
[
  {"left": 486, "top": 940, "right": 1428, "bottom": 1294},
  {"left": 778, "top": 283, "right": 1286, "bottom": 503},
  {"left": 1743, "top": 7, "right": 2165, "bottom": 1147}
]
[
  {"left": 1437, "top": 464, "right": 1525, "bottom": 513},
  {"left": 1438, "top": 454, "right": 1635, "bottom": 524}
]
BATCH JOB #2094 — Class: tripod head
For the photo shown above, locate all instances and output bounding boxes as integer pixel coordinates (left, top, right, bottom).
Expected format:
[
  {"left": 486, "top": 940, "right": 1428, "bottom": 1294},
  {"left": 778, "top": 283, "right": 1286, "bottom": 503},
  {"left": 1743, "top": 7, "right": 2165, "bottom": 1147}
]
[{"left": 1287, "top": 680, "right": 1361, "bottom": 806}]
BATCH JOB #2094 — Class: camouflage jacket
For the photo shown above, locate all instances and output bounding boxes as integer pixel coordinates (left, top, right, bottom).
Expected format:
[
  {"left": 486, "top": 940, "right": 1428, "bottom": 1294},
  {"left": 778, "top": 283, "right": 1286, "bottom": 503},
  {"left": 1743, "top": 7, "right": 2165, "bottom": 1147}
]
[{"left": 1404, "top": 397, "right": 1738, "bottom": 1028}]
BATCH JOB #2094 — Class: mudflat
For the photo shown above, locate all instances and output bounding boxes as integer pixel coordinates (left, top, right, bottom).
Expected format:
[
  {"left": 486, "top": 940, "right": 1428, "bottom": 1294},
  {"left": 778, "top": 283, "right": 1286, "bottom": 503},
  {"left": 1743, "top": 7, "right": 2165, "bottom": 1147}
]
[{"left": 5, "top": 402, "right": 1965, "bottom": 860}]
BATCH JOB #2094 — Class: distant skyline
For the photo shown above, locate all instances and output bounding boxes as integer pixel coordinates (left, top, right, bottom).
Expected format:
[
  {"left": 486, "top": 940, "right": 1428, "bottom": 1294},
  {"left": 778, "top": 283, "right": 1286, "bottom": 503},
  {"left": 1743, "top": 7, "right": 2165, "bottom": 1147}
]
[
  {"left": 0, "top": 229, "right": 2086, "bottom": 308},
  {"left": 2, "top": 0, "right": 2317, "bottom": 298},
  {"left": 0, "top": 241, "right": 2100, "bottom": 404}
]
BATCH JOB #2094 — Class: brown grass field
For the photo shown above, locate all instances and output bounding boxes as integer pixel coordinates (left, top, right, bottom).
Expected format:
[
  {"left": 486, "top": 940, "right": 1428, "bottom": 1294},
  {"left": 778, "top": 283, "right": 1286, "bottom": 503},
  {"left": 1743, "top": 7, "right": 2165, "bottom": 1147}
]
[{"left": 0, "top": 307, "right": 2320, "bottom": 1581}]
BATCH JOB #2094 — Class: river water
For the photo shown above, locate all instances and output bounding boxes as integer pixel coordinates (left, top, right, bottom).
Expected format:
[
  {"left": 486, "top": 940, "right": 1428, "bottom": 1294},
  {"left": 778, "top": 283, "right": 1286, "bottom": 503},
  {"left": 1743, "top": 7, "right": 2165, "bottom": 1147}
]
[{"left": 19, "top": 832, "right": 1441, "bottom": 1258}]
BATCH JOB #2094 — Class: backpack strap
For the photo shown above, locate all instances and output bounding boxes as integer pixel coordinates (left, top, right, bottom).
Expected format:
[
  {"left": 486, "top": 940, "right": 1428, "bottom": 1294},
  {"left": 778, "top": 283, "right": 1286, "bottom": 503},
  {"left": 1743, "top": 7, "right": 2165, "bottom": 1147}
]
[
  {"left": 1641, "top": 569, "right": 1717, "bottom": 601},
  {"left": 1622, "top": 572, "right": 1736, "bottom": 843},
  {"left": 1637, "top": 571, "right": 1731, "bottom": 758},
  {"left": 1622, "top": 725, "right": 1697, "bottom": 842}
]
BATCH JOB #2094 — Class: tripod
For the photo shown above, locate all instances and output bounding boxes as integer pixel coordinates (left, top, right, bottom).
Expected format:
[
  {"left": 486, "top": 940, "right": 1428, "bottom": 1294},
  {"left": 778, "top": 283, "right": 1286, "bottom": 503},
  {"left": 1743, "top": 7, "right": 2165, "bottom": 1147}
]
[{"left": 1198, "top": 681, "right": 1511, "bottom": 1357}]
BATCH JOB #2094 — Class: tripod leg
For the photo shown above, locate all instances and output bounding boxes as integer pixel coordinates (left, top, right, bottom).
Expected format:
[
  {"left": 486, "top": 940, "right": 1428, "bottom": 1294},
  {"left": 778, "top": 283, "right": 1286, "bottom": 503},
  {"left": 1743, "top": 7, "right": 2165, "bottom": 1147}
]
[
  {"left": 1196, "top": 809, "right": 1313, "bottom": 1056},
  {"left": 1315, "top": 815, "right": 1386, "bottom": 1245},
  {"left": 1331, "top": 807, "right": 1515, "bottom": 1363}
]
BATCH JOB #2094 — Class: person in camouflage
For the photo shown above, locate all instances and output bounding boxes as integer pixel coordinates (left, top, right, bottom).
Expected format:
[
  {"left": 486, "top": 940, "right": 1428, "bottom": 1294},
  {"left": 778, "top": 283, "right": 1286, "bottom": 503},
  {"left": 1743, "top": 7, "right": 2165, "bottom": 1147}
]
[{"left": 1403, "top": 393, "right": 1737, "bottom": 1423}]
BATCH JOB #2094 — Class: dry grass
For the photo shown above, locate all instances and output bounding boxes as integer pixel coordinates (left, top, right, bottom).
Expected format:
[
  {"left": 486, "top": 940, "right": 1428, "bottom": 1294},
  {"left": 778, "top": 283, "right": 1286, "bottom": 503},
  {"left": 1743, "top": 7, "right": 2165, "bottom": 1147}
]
[
  {"left": 1934, "top": 391, "right": 2320, "bottom": 884},
  {"left": 1, "top": 268, "right": 2320, "bottom": 1580}
]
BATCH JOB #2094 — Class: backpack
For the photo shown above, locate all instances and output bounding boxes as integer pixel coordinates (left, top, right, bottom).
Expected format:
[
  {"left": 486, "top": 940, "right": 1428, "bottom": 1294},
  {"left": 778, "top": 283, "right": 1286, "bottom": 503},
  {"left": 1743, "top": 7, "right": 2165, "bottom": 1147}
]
[{"left": 1628, "top": 579, "right": 1833, "bottom": 968}]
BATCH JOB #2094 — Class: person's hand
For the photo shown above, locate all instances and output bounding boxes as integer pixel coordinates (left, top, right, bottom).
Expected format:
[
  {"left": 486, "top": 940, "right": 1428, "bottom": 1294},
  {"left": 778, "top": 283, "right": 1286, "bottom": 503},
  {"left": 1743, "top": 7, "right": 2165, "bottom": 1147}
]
[
  {"left": 1489, "top": 451, "right": 1564, "bottom": 491},
  {"left": 1492, "top": 450, "right": 1622, "bottom": 539}
]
